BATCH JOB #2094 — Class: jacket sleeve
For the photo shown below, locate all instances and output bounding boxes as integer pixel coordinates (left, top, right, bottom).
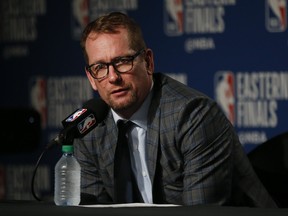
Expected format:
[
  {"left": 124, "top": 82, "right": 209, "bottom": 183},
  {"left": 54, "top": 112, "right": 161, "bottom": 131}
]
[
  {"left": 74, "top": 136, "right": 113, "bottom": 204},
  {"left": 177, "top": 97, "right": 235, "bottom": 205}
]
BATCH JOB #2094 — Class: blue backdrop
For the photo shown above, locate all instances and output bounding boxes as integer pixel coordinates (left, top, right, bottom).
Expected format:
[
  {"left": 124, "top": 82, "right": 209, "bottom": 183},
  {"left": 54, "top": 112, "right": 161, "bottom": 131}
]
[{"left": 1, "top": 0, "right": 288, "bottom": 200}]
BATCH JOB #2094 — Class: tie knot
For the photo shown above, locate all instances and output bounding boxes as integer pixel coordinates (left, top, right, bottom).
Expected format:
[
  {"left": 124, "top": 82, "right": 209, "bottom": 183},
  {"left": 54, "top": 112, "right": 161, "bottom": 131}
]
[{"left": 117, "top": 120, "right": 134, "bottom": 133}]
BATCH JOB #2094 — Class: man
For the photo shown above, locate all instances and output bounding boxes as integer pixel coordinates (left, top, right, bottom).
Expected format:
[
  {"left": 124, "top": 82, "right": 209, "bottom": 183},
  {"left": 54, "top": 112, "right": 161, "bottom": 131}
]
[{"left": 74, "top": 12, "right": 277, "bottom": 207}]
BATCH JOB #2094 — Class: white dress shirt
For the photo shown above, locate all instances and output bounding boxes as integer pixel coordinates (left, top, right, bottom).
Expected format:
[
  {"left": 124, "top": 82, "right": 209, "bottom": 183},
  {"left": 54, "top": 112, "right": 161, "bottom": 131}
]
[{"left": 112, "top": 88, "right": 153, "bottom": 203}]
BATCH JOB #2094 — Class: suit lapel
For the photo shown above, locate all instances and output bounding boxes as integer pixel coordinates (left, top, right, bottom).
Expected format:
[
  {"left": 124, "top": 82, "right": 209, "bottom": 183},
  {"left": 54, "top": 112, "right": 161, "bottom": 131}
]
[
  {"left": 146, "top": 75, "right": 163, "bottom": 195},
  {"left": 98, "top": 112, "right": 118, "bottom": 182},
  {"left": 146, "top": 112, "right": 160, "bottom": 187}
]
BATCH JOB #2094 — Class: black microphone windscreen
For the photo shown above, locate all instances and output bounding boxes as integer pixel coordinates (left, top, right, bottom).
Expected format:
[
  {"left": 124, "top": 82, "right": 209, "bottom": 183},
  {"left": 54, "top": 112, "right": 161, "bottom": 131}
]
[
  {"left": 46, "top": 98, "right": 109, "bottom": 148},
  {"left": 82, "top": 98, "right": 109, "bottom": 124}
]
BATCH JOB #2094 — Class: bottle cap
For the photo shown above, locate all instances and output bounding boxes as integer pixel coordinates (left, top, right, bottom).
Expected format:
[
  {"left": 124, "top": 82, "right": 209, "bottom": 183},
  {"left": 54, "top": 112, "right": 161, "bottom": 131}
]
[{"left": 62, "top": 145, "right": 74, "bottom": 153}]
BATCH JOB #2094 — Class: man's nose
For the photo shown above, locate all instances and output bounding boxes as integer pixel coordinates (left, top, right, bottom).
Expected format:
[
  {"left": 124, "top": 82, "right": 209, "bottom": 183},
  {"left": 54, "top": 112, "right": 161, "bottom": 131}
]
[{"left": 108, "top": 65, "right": 121, "bottom": 82}]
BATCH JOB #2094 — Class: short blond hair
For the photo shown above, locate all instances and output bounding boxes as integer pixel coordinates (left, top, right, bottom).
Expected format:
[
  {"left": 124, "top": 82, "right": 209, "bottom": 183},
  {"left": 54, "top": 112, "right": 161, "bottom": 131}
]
[{"left": 80, "top": 12, "right": 147, "bottom": 64}]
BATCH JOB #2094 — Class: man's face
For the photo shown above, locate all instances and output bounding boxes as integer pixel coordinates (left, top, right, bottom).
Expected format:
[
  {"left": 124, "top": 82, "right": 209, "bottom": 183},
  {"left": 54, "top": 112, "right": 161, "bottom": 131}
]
[{"left": 85, "top": 28, "right": 154, "bottom": 119}]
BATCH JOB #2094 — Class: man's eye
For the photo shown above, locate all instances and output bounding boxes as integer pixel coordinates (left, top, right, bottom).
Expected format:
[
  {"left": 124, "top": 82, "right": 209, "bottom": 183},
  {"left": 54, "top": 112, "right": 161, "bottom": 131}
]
[
  {"left": 93, "top": 64, "right": 106, "bottom": 71},
  {"left": 115, "top": 58, "right": 131, "bottom": 65}
]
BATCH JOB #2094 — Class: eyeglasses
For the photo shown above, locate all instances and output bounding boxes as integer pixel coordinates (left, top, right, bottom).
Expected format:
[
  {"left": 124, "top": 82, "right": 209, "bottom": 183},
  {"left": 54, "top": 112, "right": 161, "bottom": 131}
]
[{"left": 86, "top": 49, "right": 145, "bottom": 80}]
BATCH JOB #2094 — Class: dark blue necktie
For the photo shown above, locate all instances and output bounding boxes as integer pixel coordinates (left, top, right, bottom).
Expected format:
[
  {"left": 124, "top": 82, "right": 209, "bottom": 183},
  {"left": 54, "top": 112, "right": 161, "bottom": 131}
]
[{"left": 114, "top": 120, "right": 142, "bottom": 203}]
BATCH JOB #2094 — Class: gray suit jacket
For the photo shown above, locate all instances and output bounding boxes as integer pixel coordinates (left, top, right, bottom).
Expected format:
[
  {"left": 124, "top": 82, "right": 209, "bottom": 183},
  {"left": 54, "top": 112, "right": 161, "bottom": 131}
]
[{"left": 74, "top": 73, "right": 277, "bottom": 207}]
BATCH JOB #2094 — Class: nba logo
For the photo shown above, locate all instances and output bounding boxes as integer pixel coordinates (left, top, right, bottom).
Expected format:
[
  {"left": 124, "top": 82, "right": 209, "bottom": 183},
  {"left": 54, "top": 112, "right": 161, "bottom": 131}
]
[
  {"left": 71, "top": 0, "right": 89, "bottom": 39},
  {"left": 163, "top": 0, "right": 184, "bottom": 36},
  {"left": 66, "top": 108, "right": 87, "bottom": 122},
  {"left": 266, "top": 0, "right": 287, "bottom": 32},
  {"left": 214, "top": 71, "right": 235, "bottom": 125},
  {"left": 30, "top": 77, "right": 47, "bottom": 128},
  {"left": 78, "top": 114, "right": 96, "bottom": 134}
]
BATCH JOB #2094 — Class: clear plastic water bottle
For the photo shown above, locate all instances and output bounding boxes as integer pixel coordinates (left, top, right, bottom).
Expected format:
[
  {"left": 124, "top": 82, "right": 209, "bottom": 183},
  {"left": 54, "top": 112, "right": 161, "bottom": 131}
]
[{"left": 54, "top": 145, "right": 81, "bottom": 206}]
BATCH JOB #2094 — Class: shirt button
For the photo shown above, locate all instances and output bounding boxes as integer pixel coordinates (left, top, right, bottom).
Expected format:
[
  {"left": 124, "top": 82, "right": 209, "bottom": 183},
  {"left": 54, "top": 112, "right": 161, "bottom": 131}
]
[{"left": 142, "top": 171, "right": 147, "bottom": 177}]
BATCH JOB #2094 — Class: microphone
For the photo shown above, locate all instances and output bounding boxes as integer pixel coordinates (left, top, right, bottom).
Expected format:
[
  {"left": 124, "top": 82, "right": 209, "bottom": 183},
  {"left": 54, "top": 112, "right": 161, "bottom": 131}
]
[{"left": 47, "top": 98, "right": 109, "bottom": 149}]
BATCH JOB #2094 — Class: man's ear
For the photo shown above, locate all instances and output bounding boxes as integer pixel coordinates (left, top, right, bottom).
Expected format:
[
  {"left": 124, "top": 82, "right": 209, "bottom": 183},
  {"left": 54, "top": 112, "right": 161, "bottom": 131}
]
[
  {"left": 85, "top": 68, "right": 98, "bottom": 91},
  {"left": 145, "top": 49, "right": 154, "bottom": 75}
]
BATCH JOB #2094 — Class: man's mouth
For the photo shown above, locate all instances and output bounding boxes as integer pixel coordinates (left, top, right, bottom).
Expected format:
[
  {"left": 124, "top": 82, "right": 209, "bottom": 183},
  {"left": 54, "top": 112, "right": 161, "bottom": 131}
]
[{"left": 111, "top": 88, "right": 129, "bottom": 96}]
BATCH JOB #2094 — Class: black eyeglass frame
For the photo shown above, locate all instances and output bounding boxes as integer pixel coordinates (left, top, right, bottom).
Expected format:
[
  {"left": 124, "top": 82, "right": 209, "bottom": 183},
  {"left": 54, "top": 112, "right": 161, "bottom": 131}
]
[{"left": 86, "top": 49, "right": 145, "bottom": 80}]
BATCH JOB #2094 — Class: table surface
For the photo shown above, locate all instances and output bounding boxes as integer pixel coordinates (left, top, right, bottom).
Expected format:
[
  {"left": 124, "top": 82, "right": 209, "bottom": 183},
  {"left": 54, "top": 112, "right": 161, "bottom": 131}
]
[{"left": 1, "top": 200, "right": 288, "bottom": 216}]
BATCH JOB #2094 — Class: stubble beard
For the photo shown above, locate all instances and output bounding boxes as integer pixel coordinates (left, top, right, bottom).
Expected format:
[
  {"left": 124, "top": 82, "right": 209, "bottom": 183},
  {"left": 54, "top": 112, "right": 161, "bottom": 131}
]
[{"left": 108, "top": 90, "right": 138, "bottom": 113}]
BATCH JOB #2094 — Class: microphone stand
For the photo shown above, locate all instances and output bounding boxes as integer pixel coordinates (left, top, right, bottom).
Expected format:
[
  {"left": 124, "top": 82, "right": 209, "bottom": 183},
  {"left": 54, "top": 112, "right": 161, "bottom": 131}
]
[{"left": 31, "top": 136, "right": 63, "bottom": 202}]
